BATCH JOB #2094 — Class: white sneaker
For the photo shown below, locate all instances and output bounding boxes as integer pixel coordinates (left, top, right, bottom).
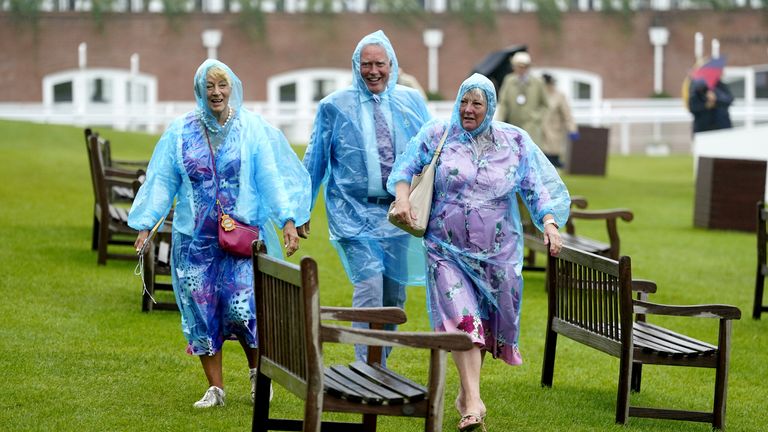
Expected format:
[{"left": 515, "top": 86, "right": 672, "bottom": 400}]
[
  {"left": 193, "top": 386, "right": 225, "bottom": 408},
  {"left": 250, "top": 368, "right": 273, "bottom": 403}
]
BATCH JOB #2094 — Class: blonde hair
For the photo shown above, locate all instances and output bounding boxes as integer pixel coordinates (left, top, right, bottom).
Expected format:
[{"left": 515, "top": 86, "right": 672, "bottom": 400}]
[{"left": 207, "top": 67, "right": 231, "bottom": 86}]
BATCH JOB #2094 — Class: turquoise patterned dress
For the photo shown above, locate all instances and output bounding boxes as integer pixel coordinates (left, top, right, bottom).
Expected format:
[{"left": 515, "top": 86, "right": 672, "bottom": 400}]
[{"left": 128, "top": 60, "right": 311, "bottom": 356}]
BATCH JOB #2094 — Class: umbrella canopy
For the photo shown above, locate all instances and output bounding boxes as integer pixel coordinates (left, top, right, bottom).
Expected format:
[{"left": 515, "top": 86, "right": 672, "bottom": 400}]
[
  {"left": 690, "top": 56, "right": 726, "bottom": 90},
  {"left": 470, "top": 44, "right": 527, "bottom": 93}
]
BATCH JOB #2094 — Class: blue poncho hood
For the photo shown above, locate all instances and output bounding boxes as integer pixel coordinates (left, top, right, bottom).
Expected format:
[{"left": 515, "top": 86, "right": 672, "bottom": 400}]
[
  {"left": 193, "top": 59, "right": 244, "bottom": 135},
  {"left": 450, "top": 73, "right": 497, "bottom": 138},
  {"left": 351, "top": 30, "right": 400, "bottom": 98}
]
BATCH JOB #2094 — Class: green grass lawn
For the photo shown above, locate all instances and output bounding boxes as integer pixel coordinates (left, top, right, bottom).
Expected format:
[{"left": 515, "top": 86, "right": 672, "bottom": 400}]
[{"left": 0, "top": 119, "right": 765, "bottom": 431}]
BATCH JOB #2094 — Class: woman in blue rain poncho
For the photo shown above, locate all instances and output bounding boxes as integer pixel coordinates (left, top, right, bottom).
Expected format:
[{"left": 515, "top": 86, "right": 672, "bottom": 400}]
[
  {"left": 128, "top": 59, "right": 310, "bottom": 409},
  {"left": 300, "top": 30, "right": 431, "bottom": 364},
  {"left": 388, "top": 74, "right": 570, "bottom": 431}
]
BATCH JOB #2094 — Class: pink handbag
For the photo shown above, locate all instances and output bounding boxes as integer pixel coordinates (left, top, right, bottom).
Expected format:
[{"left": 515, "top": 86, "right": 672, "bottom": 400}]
[
  {"left": 205, "top": 128, "right": 262, "bottom": 258},
  {"left": 217, "top": 204, "right": 260, "bottom": 258}
]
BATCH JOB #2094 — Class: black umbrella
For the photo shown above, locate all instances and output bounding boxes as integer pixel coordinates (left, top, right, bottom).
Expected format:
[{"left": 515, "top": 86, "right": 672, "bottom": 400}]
[{"left": 471, "top": 44, "right": 528, "bottom": 93}]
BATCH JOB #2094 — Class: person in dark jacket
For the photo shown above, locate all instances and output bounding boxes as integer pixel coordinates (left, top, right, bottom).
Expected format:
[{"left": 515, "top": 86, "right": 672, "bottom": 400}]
[{"left": 688, "top": 78, "right": 733, "bottom": 133}]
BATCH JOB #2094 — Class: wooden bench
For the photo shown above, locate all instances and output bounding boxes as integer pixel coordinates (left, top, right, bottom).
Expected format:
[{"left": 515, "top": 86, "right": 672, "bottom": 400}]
[
  {"left": 84, "top": 128, "right": 144, "bottom": 204},
  {"left": 523, "top": 196, "right": 634, "bottom": 271},
  {"left": 87, "top": 131, "right": 141, "bottom": 265},
  {"left": 755, "top": 200, "right": 767, "bottom": 319},
  {"left": 250, "top": 244, "right": 474, "bottom": 432},
  {"left": 541, "top": 245, "right": 741, "bottom": 430}
]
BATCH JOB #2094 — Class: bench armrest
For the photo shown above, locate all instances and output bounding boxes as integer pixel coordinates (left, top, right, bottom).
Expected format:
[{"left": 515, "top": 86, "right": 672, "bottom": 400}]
[
  {"left": 571, "top": 195, "right": 588, "bottom": 209},
  {"left": 104, "top": 167, "right": 143, "bottom": 179},
  {"left": 320, "top": 306, "right": 407, "bottom": 325},
  {"left": 566, "top": 208, "right": 634, "bottom": 259},
  {"left": 112, "top": 158, "right": 149, "bottom": 168},
  {"left": 104, "top": 176, "right": 136, "bottom": 189},
  {"left": 631, "top": 279, "right": 657, "bottom": 294},
  {"left": 321, "top": 324, "right": 474, "bottom": 352},
  {"left": 569, "top": 208, "right": 634, "bottom": 222},
  {"left": 633, "top": 299, "right": 741, "bottom": 320}
]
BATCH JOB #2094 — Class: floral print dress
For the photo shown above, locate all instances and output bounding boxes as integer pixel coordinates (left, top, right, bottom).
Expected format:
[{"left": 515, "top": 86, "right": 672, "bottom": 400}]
[{"left": 388, "top": 74, "right": 570, "bottom": 366}]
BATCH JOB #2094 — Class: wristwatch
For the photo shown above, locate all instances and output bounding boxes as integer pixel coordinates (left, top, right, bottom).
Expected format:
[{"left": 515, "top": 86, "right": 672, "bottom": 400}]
[{"left": 543, "top": 219, "right": 559, "bottom": 229}]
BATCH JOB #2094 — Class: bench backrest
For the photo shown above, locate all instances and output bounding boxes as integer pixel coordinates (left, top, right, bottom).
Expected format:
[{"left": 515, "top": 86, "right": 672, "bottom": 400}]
[
  {"left": 759, "top": 201, "right": 766, "bottom": 266},
  {"left": 252, "top": 247, "right": 322, "bottom": 400},
  {"left": 546, "top": 246, "right": 634, "bottom": 357},
  {"left": 87, "top": 132, "right": 110, "bottom": 212}
]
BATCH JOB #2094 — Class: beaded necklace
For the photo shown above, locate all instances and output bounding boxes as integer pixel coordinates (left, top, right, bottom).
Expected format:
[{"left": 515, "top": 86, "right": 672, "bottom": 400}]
[{"left": 200, "top": 106, "right": 233, "bottom": 133}]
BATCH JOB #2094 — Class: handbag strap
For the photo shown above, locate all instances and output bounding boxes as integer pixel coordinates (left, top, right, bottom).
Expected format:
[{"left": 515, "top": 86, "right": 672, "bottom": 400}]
[
  {"left": 429, "top": 126, "right": 450, "bottom": 167},
  {"left": 203, "top": 128, "right": 225, "bottom": 213}
]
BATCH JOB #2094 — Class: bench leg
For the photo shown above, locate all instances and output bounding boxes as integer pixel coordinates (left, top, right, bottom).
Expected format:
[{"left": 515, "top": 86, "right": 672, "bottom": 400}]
[
  {"left": 525, "top": 247, "right": 536, "bottom": 268},
  {"left": 712, "top": 320, "right": 733, "bottom": 430},
  {"left": 541, "top": 326, "right": 557, "bottom": 387},
  {"left": 252, "top": 372, "right": 272, "bottom": 432},
  {"left": 615, "top": 353, "right": 632, "bottom": 425},
  {"left": 630, "top": 362, "right": 642, "bottom": 393},
  {"left": 92, "top": 215, "right": 99, "bottom": 251},
  {"left": 754, "top": 269, "right": 765, "bottom": 319}
]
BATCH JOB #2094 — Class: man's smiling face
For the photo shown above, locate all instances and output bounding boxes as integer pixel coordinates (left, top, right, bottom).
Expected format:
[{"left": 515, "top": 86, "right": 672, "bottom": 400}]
[{"left": 359, "top": 44, "right": 391, "bottom": 95}]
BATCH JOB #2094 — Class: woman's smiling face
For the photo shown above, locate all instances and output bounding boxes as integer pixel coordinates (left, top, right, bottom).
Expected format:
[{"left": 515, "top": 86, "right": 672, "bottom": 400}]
[{"left": 206, "top": 70, "right": 231, "bottom": 120}]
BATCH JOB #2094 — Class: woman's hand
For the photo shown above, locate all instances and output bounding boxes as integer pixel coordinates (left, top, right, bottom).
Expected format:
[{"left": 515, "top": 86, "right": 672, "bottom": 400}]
[
  {"left": 134, "top": 230, "right": 150, "bottom": 255},
  {"left": 390, "top": 182, "right": 416, "bottom": 227},
  {"left": 542, "top": 219, "right": 563, "bottom": 256},
  {"left": 283, "top": 220, "right": 299, "bottom": 257}
]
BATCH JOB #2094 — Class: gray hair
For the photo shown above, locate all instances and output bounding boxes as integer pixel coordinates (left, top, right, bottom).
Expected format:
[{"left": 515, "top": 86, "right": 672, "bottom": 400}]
[{"left": 462, "top": 87, "right": 486, "bottom": 103}]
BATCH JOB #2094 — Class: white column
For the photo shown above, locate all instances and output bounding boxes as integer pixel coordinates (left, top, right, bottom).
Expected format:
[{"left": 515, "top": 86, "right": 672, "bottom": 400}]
[
  {"left": 422, "top": 29, "right": 443, "bottom": 95},
  {"left": 76, "top": 42, "right": 88, "bottom": 116},
  {"left": 711, "top": 38, "right": 720, "bottom": 59},
  {"left": 201, "top": 29, "right": 222, "bottom": 60},
  {"left": 78, "top": 42, "right": 87, "bottom": 69},
  {"left": 695, "top": 32, "right": 704, "bottom": 62},
  {"left": 648, "top": 26, "right": 669, "bottom": 95},
  {"left": 284, "top": 0, "right": 297, "bottom": 12},
  {"left": 427, "top": 0, "right": 446, "bottom": 13}
]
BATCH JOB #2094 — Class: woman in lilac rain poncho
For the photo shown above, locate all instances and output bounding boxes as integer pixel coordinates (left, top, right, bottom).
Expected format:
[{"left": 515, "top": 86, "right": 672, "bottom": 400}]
[
  {"left": 128, "top": 59, "right": 310, "bottom": 409},
  {"left": 388, "top": 73, "right": 570, "bottom": 431}
]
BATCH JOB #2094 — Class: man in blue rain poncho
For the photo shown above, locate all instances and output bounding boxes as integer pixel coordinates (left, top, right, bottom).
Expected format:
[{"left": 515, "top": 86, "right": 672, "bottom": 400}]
[
  {"left": 129, "top": 60, "right": 310, "bottom": 408},
  {"left": 298, "top": 30, "right": 431, "bottom": 364}
]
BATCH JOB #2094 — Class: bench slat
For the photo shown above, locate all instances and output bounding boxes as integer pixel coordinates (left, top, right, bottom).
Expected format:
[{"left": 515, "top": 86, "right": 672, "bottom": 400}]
[
  {"left": 349, "top": 361, "right": 426, "bottom": 402},
  {"left": 323, "top": 368, "right": 366, "bottom": 403},
  {"left": 634, "top": 322, "right": 716, "bottom": 356},
  {"left": 330, "top": 365, "right": 404, "bottom": 404},
  {"left": 561, "top": 233, "right": 610, "bottom": 254},
  {"left": 325, "top": 366, "right": 387, "bottom": 404}
]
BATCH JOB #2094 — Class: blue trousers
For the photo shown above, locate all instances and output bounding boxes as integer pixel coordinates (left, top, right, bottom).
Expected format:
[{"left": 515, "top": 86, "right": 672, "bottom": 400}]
[{"left": 336, "top": 237, "right": 408, "bottom": 365}]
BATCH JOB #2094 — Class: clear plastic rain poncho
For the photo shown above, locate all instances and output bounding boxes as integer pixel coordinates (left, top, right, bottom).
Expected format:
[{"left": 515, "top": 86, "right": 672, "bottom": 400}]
[
  {"left": 387, "top": 73, "right": 570, "bottom": 365},
  {"left": 128, "top": 59, "right": 311, "bottom": 355},
  {"left": 303, "top": 30, "right": 431, "bottom": 286}
]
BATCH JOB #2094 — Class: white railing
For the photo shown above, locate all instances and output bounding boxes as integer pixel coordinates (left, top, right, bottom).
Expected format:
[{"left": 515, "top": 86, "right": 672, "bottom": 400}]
[
  {"left": 2, "top": 99, "right": 768, "bottom": 154},
  {"left": 20, "top": 0, "right": 766, "bottom": 13}
]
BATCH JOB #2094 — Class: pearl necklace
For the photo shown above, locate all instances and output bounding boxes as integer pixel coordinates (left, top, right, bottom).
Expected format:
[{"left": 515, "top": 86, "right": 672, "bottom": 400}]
[{"left": 200, "top": 106, "right": 233, "bottom": 133}]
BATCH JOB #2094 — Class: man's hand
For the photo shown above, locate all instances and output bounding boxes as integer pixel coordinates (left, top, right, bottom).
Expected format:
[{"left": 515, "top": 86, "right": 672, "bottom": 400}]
[{"left": 297, "top": 220, "right": 311, "bottom": 239}]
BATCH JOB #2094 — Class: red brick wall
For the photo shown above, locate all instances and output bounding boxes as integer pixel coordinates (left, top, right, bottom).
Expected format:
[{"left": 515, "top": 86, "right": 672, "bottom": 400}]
[{"left": 1, "top": 10, "right": 765, "bottom": 102}]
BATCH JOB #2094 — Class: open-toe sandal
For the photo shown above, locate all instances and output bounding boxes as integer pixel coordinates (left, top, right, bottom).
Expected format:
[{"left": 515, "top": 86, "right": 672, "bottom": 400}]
[{"left": 458, "top": 412, "right": 486, "bottom": 432}]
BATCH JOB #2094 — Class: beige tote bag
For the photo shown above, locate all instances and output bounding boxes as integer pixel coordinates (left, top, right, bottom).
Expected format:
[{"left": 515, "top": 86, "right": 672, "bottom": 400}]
[{"left": 387, "top": 127, "right": 449, "bottom": 237}]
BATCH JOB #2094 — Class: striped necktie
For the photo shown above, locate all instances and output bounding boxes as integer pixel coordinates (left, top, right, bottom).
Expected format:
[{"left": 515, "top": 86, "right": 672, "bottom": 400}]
[{"left": 373, "top": 96, "right": 394, "bottom": 190}]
